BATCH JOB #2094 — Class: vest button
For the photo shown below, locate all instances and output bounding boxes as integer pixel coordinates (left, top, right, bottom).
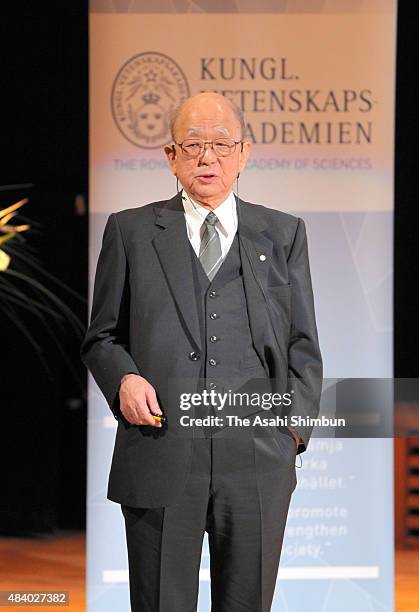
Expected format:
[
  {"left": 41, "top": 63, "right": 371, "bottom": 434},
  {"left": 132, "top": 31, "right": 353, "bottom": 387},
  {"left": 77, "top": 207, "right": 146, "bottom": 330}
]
[
  {"left": 209, "top": 312, "right": 218, "bottom": 320},
  {"left": 209, "top": 335, "right": 217, "bottom": 343},
  {"left": 209, "top": 359, "right": 217, "bottom": 366},
  {"left": 209, "top": 291, "right": 217, "bottom": 298},
  {"left": 189, "top": 351, "right": 200, "bottom": 361}
]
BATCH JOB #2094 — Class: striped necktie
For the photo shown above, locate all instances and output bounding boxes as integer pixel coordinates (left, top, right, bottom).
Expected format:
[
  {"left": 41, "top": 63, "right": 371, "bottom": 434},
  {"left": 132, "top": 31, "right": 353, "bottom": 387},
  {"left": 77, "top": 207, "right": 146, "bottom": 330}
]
[{"left": 199, "top": 211, "right": 223, "bottom": 281}]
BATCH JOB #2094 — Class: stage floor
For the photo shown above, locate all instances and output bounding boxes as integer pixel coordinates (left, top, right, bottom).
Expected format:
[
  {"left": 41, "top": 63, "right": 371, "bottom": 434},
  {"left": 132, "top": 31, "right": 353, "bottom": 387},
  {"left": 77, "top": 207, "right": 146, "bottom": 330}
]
[{"left": 0, "top": 533, "right": 417, "bottom": 611}]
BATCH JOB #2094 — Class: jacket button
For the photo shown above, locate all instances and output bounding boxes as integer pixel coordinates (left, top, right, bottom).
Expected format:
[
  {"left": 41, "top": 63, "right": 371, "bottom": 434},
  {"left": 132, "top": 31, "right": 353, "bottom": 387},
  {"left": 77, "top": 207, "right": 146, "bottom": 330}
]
[
  {"left": 209, "top": 382, "right": 217, "bottom": 389},
  {"left": 210, "top": 335, "right": 217, "bottom": 343},
  {"left": 209, "top": 359, "right": 217, "bottom": 366},
  {"left": 209, "top": 312, "right": 218, "bottom": 320},
  {"left": 189, "top": 351, "right": 200, "bottom": 361},
  {"left": 209, "top": 291, "right": 217, "bottom": 298}
]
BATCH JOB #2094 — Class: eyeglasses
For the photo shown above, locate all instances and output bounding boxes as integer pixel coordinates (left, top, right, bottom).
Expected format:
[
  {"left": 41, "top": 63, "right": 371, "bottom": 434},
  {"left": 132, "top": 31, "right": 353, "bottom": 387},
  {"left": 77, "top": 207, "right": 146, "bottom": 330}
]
[{"left": 174, "top": 138, "right": 243, "bottom": 158}]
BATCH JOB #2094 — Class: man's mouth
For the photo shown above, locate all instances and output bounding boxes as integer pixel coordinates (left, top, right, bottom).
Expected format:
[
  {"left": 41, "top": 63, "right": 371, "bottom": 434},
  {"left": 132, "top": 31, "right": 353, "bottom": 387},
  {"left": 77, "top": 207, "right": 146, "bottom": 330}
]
[{"left": 196, "top": 174, "right": 218, "bottom": 183}]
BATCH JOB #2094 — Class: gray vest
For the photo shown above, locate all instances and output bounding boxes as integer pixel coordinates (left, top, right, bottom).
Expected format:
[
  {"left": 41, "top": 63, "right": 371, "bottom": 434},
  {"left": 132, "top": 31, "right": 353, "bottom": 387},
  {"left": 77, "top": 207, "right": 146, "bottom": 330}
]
[{"left": 189, "top": 232, "right": 268, "bottom": 395}]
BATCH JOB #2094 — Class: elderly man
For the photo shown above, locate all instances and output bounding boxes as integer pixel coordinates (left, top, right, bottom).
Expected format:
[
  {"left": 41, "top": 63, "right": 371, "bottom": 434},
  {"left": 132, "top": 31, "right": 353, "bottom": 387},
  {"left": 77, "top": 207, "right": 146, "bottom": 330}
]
[{"left": 81, "top": 92, "right": 322, "bottom": 612}]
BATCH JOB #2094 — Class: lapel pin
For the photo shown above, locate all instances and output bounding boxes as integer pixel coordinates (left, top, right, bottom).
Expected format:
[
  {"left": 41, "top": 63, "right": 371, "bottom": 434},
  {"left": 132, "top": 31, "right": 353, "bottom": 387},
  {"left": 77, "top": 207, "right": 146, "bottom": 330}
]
[{"left": 259, "top": 254, "right": 266, "bottom": 261}]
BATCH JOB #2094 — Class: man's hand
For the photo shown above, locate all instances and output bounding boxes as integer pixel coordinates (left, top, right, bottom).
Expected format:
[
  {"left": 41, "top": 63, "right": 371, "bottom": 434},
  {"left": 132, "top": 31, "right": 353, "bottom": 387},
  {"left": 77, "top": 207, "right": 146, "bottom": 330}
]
[
  {"left": 119, "top": 374, "right": 163, "bottom": 427},
  {"left": 288, "top": 427, "right": 302, "bottom": 449}
]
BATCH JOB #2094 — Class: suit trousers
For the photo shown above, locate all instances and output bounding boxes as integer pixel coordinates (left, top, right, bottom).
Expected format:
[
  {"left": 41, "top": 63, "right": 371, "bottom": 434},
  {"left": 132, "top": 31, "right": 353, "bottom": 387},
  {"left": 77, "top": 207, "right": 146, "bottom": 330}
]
[{"left": 121, "top": 424, "right": 298, "bottom": 612}]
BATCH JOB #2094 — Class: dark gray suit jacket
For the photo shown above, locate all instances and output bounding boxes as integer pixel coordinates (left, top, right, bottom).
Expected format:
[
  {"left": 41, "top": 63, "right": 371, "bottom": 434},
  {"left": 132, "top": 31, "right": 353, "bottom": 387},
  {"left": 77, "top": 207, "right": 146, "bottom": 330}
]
[{"left": 80, "top": 193, "right": 322, "bottom": 507}]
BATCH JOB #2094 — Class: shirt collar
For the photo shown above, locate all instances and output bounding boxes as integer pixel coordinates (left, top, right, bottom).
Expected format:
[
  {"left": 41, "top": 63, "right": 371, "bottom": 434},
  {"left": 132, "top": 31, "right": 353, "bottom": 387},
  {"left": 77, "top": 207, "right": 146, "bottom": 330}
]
[{"left": 181, "top": 189, "right": 237, "bottom": 239}]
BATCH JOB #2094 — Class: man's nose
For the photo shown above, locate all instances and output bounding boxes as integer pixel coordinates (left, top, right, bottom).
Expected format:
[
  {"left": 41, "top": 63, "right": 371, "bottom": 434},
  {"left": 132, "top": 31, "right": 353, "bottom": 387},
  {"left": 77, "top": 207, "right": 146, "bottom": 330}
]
[{"left": 198, "top": 142, "right": 217, "bottom": 163}]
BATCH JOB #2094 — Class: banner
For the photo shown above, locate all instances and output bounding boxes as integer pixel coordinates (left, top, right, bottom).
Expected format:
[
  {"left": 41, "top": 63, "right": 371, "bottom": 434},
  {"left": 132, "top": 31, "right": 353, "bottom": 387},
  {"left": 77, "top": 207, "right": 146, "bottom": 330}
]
[{"left": 88, "top": 2, "right": 396, "bottom": 610}]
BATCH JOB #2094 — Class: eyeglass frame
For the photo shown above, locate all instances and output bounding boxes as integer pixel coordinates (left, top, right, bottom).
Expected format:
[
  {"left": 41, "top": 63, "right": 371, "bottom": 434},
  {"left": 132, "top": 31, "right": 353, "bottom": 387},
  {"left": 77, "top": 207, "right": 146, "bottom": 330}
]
[{"left": 172, "top": 138, "right": 244, "bottom": 158}]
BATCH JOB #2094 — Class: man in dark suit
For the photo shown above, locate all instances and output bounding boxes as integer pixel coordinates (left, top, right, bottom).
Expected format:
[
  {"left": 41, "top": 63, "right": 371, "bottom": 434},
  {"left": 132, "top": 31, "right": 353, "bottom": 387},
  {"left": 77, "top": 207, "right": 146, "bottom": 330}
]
[{"left": 81, "top": 92, "right": 322, "bottom": 612}]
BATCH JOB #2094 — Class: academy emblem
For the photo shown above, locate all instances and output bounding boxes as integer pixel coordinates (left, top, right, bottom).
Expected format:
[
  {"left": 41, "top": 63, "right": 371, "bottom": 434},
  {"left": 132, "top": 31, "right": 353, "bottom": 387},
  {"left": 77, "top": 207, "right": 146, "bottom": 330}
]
[{"left": 111, "top": 52, "right": 190, "bottom": 149}]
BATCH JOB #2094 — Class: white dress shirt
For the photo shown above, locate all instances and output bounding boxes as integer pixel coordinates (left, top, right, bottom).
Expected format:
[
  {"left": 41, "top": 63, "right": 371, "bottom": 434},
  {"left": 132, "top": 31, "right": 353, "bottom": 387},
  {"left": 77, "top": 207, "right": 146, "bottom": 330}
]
[{"left": 181, "top": 189, "right": 238, "bottom": 259}]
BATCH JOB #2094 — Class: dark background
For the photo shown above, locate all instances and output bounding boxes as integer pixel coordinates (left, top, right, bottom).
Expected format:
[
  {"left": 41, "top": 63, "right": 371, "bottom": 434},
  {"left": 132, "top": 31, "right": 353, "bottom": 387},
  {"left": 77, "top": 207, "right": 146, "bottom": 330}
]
[
  {"left": 0, "top": 6, "right": 88, "bottom": 533},
  {"left": 0, "top": 2, "right": 417, "bottom": 534}
]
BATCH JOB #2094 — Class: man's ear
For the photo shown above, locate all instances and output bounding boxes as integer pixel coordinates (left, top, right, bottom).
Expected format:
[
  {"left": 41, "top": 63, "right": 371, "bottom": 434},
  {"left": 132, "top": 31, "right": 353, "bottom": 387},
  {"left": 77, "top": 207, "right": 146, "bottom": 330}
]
[
  {"left": 163, "top": 143, "right": 176, "bottom": 159},
  {"left": 238, "top": 140, "right": 251, "bottom": 174},
  {"left": 163, "top": 143, "right": 177, "bottom": 175}
]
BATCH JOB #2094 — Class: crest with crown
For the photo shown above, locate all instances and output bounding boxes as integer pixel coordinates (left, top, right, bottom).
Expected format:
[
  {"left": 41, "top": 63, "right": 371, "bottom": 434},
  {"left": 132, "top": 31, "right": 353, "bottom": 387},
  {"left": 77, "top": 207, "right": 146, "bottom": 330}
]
[{"left": 112, "top": 52, "right": 190, "bottom": 149}]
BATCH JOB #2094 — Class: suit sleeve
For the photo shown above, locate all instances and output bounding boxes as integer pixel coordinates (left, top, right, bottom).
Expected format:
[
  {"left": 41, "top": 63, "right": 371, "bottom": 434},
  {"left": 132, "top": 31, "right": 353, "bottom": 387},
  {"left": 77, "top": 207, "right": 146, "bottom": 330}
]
[
  {"left": 80, "top": 213, "right": 140, "bottom": 419},
  {"left": 286, "top": 217, "right": 323, "bottom": 453}
]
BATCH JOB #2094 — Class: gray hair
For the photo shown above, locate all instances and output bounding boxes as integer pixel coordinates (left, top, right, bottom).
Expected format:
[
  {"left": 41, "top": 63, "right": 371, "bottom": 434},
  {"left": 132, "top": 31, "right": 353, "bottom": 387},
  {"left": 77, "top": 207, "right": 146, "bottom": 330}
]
[{"left": 168, "top": 95, "right": 246, "bottom": 142}]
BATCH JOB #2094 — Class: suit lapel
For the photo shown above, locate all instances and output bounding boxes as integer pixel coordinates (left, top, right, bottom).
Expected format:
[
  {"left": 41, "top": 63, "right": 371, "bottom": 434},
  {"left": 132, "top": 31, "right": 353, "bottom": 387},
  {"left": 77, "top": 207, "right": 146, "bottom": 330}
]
[
  {"left": 237, "top": 198, "right": 274, "bottom": 366},
  {"left": 152, "top": 193, "right": 202, "bottom": 351},
  {"left": 237, "top": 198, "right": 273, "bottom": 295}
]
